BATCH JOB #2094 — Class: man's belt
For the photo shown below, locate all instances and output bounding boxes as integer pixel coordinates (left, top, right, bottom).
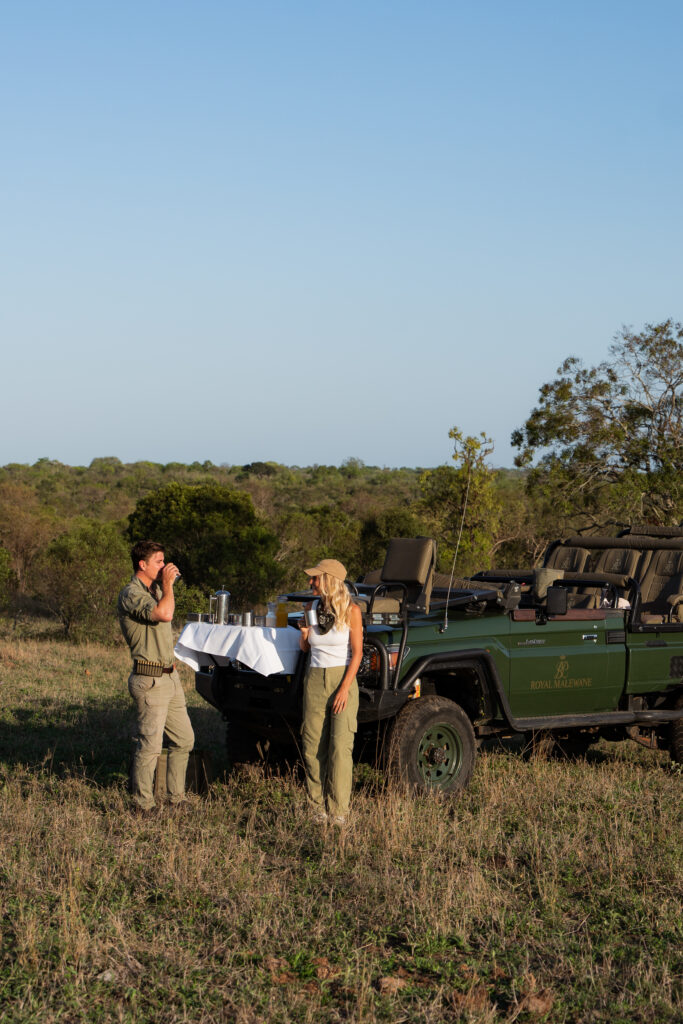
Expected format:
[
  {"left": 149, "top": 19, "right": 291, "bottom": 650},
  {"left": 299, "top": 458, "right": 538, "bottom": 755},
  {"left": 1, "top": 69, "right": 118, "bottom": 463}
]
[{"left": 133, "top": 659, "right": 175, "bottom": 678}]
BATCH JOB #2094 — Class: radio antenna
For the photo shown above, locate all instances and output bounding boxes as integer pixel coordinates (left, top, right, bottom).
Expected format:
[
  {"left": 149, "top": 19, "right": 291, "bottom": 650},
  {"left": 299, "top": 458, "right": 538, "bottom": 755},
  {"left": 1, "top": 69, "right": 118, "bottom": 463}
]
[{"left": 439, "top": 462, "right": 472, "bottom": 633}]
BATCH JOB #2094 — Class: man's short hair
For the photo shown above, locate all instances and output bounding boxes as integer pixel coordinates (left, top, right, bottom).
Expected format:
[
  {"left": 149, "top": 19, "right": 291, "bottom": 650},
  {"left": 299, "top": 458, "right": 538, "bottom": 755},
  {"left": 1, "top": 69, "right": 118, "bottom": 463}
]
[{"left": 131, "top": 540, "right": 164, "bottom": 574}]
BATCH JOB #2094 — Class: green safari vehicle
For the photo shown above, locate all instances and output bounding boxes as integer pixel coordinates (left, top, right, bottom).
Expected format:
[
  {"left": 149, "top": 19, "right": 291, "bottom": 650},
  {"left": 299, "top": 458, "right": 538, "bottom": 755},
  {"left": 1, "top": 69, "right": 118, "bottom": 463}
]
[{"left": 193, "top": 530, "right": 683, "bottom": 792}]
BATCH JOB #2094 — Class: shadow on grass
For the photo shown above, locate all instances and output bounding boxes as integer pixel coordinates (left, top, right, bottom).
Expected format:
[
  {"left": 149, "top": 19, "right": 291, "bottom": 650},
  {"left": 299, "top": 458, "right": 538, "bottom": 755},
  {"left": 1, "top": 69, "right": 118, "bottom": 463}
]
[
  {"left": 0, "top": 701, "right": 231, "bottom": 786},
  {"left": 481, "top": 732, "right": 626, "bottom": 765},
  {"left": 4, "top": 696, "right": 643, "bottom": 796}
]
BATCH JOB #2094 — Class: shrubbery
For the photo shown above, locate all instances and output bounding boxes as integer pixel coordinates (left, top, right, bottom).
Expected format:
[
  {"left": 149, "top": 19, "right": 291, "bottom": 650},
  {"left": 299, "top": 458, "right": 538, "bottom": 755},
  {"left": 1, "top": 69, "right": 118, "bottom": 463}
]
[
  {"left": 30, "top": 521, "right": 130, "bottom": 641},
  {"left": 0, "top": 319, "right": 680, "bottom": 639}
]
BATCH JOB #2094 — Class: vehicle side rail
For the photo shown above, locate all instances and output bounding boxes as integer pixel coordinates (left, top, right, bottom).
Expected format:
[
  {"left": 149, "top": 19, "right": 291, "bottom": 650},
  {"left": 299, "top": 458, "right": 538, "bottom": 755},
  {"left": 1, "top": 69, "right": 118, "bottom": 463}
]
[
  {"left": 512, "top": 609, "right": 608, "bottom": 622},
  {"left": 397, "top": 649, "right": 683, "bottom": 732},
  {"left": 470, "top": 570, "right": 535, "bottom": 585},
  {"left": 560, "top": 571, "right": 629, "bottom": 588},
  {"left": 429, "top": 587, "right": 503, "bottom": 610}
]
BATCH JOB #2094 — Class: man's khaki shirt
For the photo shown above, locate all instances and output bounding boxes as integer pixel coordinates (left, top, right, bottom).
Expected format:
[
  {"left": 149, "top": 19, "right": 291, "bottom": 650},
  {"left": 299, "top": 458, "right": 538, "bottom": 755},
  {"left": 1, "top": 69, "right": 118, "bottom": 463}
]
[{"left": 118, "top": 576, "right": 174, "bottom": 666}]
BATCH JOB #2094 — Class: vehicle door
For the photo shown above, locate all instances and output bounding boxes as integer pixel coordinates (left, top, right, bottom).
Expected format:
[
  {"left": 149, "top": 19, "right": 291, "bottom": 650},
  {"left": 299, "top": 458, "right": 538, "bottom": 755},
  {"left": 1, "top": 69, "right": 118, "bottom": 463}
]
[
  {"left": 505, "top": 609, "right": 626, "bottom": 718},
  {"left": 626, "top": 623, "right": 683, "bottom": 699}
]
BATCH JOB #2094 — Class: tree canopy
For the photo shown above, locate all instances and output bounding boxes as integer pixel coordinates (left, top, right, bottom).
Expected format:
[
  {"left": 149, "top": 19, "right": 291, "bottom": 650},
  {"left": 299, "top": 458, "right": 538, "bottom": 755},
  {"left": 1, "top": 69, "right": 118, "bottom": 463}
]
[
  {"left": 32, "top": 520, "right": 130, "bottom": 639},
  {"left": 511, "top": 320, "right": 683, "bottom": 529},
  {"left": 420, "top": 428, "right": 502, "bottom": 575},
  {"left": 127, "top": 482, "right": 284, "bottom": 608},
  {"left": 1, "top": 320, "right": 681, "bottom": 640}
]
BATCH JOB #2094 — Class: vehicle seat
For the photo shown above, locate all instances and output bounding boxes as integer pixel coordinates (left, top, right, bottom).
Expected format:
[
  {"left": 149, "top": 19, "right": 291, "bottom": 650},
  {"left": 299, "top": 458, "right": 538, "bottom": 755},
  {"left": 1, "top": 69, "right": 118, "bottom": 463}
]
[
  {"left": 542, "top": 544, "right": 592, "bottom": 608},
  {"left": 533, "top": 567, "right": 564, "bottom": 603},
  {"left": 594, "top": 546, "right": 645, "bottom": 577},
  {"left": 544, "top": 544, "right": 591, "bottom": 573},
  {"left": 571, "top": 546, "right": 646, "bottom": 608},
  {"left": 638, "top": 549, "right": 683, "bottom": 623},
  {"left": 358, "top": 537, "right": 437, "bottom": 616},
  {"left": 360, "top": 568, "right": 404, "bottom": 612}
]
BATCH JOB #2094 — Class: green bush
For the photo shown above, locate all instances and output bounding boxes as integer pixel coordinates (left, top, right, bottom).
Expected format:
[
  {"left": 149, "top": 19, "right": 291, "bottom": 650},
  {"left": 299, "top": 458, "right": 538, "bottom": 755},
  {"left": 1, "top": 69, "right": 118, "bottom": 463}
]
[
  {"left": 31, "top": 520, "right": 129, "bottom": 640},
  {"left": 127, "top": 482, "right": 284, "bottom": 609}
]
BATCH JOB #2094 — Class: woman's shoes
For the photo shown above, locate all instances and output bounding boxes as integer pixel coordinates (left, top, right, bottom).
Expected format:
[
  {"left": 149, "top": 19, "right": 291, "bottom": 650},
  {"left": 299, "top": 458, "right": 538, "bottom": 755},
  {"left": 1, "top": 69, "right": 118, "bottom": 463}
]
[{"left": 310, "top": 808, "right": 348, "bottom": 827}]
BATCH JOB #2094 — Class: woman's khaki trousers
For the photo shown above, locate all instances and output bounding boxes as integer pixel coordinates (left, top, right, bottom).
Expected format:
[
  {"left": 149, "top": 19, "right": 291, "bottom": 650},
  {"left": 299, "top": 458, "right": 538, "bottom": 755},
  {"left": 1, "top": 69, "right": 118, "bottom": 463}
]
[{"left": 301, "top": 666, "right": 358, "bottom": 817}]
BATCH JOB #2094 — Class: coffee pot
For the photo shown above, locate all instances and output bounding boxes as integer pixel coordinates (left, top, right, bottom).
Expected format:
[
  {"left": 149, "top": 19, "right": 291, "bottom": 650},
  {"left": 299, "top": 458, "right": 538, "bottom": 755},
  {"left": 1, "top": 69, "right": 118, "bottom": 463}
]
[{"left": 210, "top": 585, "right": 231, "bottom": 625}]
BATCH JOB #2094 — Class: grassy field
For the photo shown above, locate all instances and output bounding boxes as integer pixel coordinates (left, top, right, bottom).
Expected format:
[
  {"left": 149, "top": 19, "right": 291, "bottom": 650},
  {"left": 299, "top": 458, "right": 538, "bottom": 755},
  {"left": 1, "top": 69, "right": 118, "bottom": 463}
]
[{"left": 0, "top": 632, "right": 681, "bottom": 1023}]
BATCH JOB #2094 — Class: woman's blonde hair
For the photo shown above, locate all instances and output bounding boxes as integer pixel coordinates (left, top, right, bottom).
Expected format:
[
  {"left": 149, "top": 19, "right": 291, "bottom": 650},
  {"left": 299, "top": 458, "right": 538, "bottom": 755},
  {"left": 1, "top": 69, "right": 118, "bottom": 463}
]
[{"left": 316, "top": 572, "right": 353, "bottom": 628}]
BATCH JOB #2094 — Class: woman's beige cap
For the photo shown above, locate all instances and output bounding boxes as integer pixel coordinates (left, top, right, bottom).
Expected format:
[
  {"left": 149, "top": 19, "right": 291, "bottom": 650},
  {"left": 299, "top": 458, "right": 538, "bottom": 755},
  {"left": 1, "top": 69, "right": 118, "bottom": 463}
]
[{"left": 304, "top": 558, "right": 346, "bottom": 581}]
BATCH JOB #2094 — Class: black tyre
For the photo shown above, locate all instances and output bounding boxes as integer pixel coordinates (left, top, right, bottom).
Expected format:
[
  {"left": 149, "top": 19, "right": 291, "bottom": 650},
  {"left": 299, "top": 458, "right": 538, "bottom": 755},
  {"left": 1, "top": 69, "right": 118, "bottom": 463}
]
[
  {"left": 387, "top": 695, "right": 476, "bottom": 793},
  {"left": 670, "top": 692, "right": 683, "bottom": 764}
]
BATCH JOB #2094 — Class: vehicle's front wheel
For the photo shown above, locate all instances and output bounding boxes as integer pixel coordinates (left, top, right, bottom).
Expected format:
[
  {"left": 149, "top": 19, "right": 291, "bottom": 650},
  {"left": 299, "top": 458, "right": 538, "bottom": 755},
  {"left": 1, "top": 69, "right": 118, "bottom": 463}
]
[
  {"left": 387, "top": 695, "right": 476, "bottom": 793},
  {"left": 670, "top": 692, "right": 683, "bottom": 764}
]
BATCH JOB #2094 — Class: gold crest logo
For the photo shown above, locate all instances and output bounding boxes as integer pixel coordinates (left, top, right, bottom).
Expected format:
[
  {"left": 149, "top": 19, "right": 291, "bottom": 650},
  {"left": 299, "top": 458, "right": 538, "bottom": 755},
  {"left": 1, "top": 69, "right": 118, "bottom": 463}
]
[{"left": 554, "top": 656, "right": 569, "bottom": 681}]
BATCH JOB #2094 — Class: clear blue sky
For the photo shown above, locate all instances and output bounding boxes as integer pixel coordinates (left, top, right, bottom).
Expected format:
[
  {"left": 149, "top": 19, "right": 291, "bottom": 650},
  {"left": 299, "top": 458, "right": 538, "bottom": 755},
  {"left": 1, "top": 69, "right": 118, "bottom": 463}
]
[{"left": 2, "top": 0, "right": 681, "bottom": 470}]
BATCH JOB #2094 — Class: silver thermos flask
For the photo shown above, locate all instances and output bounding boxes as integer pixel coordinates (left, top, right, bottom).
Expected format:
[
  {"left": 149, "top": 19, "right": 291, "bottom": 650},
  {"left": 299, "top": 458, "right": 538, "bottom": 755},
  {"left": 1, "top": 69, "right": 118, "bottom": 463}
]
[{"left": 210, "top": 585, "right": 231, "bottom": 625}]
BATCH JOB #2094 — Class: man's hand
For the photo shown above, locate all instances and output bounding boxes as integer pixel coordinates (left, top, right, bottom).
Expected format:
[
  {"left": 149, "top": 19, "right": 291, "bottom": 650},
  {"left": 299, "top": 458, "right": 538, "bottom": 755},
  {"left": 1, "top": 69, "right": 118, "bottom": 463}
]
[
  {"left": 151, "top": 564, "right": 178, "bottom": 622},
  {"left": 160, "top": 563, "right": 180, "bottom": 590}
]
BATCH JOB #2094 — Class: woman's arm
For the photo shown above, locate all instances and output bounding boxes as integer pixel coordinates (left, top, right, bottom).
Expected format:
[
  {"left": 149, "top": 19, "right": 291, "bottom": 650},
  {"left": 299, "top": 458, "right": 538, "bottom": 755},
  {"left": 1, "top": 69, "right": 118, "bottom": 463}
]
[
  {"left": 299, "top": 601, "right": 313, "bottom": 651},
  {"left": 332, "top": 603, "right": 363, "bottom": 714}
]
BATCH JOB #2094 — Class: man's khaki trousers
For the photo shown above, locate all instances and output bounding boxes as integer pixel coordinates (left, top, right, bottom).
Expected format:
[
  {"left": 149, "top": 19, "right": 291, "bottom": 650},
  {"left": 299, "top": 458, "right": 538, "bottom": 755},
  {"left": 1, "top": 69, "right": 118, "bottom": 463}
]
[
  {"left": 301, "top": 666, "right": 358, "bottom": 818},
  {"left": 128, "top": 670, "right": 194, "bottom": 810}
]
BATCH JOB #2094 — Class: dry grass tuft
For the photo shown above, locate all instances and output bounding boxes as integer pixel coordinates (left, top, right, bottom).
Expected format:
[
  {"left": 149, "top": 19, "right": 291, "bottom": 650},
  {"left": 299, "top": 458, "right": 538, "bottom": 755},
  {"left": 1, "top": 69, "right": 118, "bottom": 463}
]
[{"left": 0, "top": 638, "right": 681, "bottom": 1022}]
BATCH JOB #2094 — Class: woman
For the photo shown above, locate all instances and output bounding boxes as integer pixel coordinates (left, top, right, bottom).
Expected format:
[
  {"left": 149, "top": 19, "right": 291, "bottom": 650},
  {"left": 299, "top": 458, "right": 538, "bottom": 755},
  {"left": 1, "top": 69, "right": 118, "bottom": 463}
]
[{"left": 299, "top": 557, "right": 363, "bottom": 825}]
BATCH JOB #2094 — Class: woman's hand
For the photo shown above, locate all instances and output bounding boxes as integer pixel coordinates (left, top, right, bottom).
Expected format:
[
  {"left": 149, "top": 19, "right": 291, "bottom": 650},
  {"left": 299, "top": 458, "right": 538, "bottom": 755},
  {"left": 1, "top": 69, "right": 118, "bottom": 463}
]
[
  {"left": 299, "top": 604, "right": 313, "bottom": 650},
  {"left": 332, "top": 682, "right": 351, "bottom": 715},
  {"left": 299, "top": 624, "right": 310, "bottom": 650}
]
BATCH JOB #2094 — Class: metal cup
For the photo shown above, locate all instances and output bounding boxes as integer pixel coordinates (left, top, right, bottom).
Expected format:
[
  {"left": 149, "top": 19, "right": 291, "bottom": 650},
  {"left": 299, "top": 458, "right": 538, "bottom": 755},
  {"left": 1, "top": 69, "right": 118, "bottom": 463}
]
[
  {"left": 304, "top": 608, "right": 318, "bottom": 627},
  {"left": 242, "top": 611, "right": 252, "bottom": 627}
]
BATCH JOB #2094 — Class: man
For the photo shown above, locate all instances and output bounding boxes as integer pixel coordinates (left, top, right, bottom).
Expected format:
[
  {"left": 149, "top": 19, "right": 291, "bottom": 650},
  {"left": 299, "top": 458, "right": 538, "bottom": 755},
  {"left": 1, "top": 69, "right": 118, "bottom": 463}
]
[{"left": 118, "top": 540, "right": 194, "bottom": 813}]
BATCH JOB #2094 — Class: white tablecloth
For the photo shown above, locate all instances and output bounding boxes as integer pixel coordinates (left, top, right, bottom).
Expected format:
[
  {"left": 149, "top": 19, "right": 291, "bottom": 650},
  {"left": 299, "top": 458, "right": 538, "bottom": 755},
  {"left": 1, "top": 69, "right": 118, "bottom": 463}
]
[{"left": 174, "top": 622, "right": 302, "bottom": 676}]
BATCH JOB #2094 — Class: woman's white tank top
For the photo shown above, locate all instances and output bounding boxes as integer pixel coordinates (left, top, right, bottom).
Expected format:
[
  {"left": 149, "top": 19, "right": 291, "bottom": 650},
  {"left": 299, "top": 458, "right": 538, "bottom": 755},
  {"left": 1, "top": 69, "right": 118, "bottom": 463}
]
[{"left": 308, "top": 611, "right": 352, "bottom": 669}]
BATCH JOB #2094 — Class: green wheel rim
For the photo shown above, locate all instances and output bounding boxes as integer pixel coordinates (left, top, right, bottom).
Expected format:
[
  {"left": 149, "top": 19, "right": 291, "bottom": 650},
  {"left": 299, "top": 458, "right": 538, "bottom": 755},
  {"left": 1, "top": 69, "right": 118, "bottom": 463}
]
[{"left": 416, "top": 722, "right": 464, "bottom": 787}]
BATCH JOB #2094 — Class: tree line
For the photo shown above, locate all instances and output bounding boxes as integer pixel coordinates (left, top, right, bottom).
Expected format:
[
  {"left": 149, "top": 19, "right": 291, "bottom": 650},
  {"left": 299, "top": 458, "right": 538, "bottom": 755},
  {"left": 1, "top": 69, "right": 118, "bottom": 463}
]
[{"left": 1, "top": 321, "right": 680, "bottom": 640}]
